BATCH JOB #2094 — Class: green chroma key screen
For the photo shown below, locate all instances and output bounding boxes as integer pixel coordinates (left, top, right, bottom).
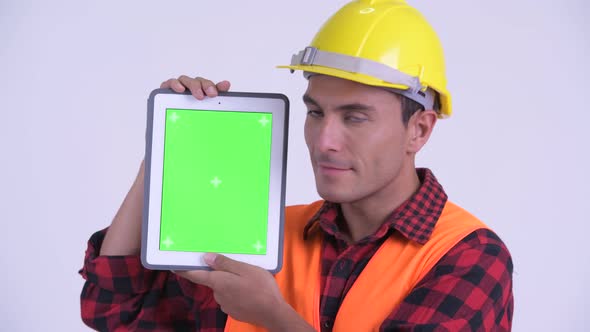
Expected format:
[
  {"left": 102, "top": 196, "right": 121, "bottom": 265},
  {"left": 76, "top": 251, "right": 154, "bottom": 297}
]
[{"left": 159, "top": 108, "right": 273, "bottom": 255}]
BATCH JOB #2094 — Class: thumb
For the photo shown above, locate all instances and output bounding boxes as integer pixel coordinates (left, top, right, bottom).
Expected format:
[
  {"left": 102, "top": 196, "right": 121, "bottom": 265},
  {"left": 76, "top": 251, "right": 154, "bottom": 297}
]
[{"left": 205, "top": 253, "right": 252, "bottom": 275}]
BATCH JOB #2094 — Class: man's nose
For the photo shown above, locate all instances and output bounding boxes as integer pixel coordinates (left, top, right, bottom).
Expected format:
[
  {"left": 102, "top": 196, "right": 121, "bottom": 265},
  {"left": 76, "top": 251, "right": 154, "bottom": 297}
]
[{"left": 315, "top": 116, "right": 342, "bottom": 153}]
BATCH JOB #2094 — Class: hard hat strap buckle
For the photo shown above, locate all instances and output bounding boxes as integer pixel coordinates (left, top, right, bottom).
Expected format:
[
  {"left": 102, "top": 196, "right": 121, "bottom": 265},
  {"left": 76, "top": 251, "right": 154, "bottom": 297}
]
[{"left": 300, "top": 47, "right": 318, "bottom": 65}]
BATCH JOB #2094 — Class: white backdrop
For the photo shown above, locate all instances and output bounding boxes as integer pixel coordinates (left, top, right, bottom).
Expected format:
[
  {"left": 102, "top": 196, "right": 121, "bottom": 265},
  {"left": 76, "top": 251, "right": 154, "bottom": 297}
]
[{"left": 1, "top": 0, "right": 589, "bottom": 331}]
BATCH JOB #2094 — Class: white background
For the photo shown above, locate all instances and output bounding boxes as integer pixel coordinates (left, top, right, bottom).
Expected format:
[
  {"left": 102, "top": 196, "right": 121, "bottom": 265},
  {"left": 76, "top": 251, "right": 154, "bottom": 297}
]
[{"left": 1, "top": 0, "right": 588, "bottom": 331}]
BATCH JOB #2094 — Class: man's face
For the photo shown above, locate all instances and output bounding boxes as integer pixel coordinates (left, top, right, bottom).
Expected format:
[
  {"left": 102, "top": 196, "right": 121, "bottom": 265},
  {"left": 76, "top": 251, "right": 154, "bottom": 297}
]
[{"left": 303, "top": 75, "right": 414, "bottom": 204}]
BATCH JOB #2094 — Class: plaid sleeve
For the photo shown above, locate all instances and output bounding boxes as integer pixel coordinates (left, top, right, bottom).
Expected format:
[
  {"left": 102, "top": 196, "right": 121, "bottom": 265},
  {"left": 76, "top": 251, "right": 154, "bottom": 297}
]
[
  {"left": 79, "top": 228, "right": 226, "bottom": 331},
  {"left": 381, "top": 228, "right": 514, "bottom": 332}
]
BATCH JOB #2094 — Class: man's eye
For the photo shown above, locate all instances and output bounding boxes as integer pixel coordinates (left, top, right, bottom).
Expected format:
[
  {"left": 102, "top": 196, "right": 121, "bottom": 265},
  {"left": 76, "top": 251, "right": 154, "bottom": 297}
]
[
  {"left": 307, "top": 110, "right": 323, "bottom": 118},
  {"left": 345, "top": 114, "right": 367, "bottom": 123}
]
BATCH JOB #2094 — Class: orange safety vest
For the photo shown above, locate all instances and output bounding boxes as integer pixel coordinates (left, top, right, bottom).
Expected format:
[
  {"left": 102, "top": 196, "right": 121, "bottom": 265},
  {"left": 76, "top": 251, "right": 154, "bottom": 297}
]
[{"left": 226, "top": 200, "right": 487, "bottom": 331}]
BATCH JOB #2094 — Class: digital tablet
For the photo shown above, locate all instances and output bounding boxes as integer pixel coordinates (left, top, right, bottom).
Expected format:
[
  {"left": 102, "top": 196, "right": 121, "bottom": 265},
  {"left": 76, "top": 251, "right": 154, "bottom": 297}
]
[{"left": 141, "top": 89, "right": 289, "bottom": 272}]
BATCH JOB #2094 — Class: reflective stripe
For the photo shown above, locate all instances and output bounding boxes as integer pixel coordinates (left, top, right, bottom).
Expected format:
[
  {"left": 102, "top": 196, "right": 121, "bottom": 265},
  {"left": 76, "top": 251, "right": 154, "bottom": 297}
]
[{"left": 292, "top": 46, "right": 436, "bottom": 111}]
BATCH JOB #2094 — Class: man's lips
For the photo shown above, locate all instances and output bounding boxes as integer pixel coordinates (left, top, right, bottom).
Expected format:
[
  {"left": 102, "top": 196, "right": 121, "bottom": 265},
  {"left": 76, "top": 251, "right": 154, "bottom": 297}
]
[{"left": 317, "top": 162, "right": 352, "bottom": 175}]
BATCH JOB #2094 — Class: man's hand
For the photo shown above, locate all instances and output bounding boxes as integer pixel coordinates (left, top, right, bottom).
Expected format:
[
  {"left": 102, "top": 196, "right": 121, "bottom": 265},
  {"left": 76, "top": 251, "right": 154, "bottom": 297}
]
[
  {"left": 160, "top": 75, "right": 231, "bottom": 99},
  {"left": 174, "top": 254, "right": 314, "bottom": 331}
]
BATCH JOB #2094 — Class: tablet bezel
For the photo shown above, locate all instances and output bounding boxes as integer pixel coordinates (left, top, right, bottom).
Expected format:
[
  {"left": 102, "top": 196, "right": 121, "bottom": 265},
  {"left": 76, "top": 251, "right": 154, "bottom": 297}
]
[{"left": 141, "top": 88, "right": 289, "bottom": 272}]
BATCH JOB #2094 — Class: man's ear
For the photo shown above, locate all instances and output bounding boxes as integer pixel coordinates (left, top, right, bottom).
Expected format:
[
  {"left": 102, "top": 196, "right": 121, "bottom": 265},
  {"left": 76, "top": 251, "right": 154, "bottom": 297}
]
[{"left": 406, "top": 110, "right": 437, "bottom": 154}]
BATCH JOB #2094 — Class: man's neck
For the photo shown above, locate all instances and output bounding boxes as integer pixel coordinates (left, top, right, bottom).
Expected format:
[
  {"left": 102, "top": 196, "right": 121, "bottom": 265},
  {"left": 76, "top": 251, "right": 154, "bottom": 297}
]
[{"left": 339, "top": 166, "right": 421, "bottom": 243}]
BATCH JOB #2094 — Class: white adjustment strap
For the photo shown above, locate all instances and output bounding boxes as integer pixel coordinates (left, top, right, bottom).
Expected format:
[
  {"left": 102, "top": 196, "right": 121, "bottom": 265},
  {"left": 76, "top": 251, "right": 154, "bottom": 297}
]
[{"left": 291, "top": 46, "right": 436, "bottom": 110}]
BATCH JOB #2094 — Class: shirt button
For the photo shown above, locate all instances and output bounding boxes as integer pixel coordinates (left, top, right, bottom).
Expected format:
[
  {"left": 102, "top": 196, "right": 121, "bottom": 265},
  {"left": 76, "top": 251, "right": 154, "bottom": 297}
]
[{"left": 323, "top": 320, "right": 332, "bottom": 329}]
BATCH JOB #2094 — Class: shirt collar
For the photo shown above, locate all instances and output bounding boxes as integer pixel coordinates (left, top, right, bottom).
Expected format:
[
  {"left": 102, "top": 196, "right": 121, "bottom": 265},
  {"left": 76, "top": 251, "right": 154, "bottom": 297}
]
[{"left": 303, "top": 168, "right": 448, "bottom": 245}]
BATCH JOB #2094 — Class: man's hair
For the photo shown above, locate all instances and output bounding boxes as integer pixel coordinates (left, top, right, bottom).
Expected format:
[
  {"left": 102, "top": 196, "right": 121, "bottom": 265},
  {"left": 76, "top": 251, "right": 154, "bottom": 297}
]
[{"left": 399, "top": 93, "right": 441, "bottom": 126}]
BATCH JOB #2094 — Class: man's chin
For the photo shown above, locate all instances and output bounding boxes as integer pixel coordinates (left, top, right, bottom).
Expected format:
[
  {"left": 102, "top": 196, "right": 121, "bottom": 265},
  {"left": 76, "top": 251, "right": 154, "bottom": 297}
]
[{"left": 316, "top": 186, "right": 356, "bottom": 204}]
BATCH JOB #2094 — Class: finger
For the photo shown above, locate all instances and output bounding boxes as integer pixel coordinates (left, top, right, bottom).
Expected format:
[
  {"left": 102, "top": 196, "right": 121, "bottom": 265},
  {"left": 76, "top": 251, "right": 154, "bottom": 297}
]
[
  {"left": 160, "top": 78, "right": 186, "bottom": 93},
  {"left": 215, "top": 80, "right": 231, "bottom": 92},
  {"left": 196, "top": 77, "right": 219, "bottom": 97},
  {"left": 178, "top": 75, "right": 205, "bottom": 100},
  {"left": 171, "top": 79, "right": 186, "bottom": 92},
  {"left": 205, "top": 253, "right": 254, "bottom": 275}
]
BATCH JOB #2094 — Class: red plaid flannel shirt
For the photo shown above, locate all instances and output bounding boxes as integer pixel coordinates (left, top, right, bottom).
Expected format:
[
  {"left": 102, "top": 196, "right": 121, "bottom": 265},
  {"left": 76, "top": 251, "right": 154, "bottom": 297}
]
[{"left": 80, "top": 168, "right": 513, "bottom": 331}]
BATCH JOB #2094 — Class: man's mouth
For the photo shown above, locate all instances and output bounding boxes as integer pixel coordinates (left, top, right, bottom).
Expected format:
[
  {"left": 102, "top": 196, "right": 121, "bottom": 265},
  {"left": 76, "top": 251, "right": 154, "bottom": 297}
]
[{"left": 317, "top": 162, "right": 352, "bottom": 175}]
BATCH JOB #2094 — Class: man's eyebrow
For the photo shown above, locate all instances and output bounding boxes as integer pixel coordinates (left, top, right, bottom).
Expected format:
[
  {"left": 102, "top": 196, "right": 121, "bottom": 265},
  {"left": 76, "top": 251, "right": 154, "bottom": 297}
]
[
  {"left": 337, "top": 103, "right": 375, "bottom": 112},
  {"left": 302, "top": 94, "right": 318, "bottom": 106},
  {"left": 302, "top": 94, "right": 375, "bottom": 112}
]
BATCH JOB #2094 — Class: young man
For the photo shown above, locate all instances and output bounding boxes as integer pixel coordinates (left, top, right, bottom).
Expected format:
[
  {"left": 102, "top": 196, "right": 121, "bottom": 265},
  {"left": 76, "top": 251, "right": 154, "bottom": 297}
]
[{"left": 80, "top": 1, "right": 513, "bottom": 331}]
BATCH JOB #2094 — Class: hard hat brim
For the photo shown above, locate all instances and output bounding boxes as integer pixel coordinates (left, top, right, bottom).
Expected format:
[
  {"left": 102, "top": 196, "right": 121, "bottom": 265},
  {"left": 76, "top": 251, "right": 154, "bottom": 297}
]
[{"left": 277, "top": 64, "right": 452, "bottom": 118}]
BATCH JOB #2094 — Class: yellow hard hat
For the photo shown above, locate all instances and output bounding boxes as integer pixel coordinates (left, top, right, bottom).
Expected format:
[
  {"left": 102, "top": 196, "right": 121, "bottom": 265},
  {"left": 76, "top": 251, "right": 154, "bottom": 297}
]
[{"left": 279, "top": 0, "right": 451, "bottom": 118}]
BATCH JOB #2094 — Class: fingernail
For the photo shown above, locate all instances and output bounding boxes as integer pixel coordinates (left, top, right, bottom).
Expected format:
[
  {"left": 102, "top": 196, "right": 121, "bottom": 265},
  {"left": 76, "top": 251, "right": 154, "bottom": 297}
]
[
  {"left": 203, "top": 253, "right": 217, "bottom": 265},
  {"left": 206, "top": 86, "right": 216, "bottom": 95}
]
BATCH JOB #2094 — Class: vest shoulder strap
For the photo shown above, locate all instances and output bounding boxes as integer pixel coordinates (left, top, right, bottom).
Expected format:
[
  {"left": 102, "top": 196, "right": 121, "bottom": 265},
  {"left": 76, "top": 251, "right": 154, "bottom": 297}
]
[{"left": 333, "top": 201, "right": 488, "bottom": 331}]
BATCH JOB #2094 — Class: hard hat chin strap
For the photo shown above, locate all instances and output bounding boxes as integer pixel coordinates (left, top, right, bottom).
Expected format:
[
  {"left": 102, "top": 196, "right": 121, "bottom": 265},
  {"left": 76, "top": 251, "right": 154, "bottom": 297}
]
[{"left": 293, "top": 46, "right": 436, "bottom": 111}]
